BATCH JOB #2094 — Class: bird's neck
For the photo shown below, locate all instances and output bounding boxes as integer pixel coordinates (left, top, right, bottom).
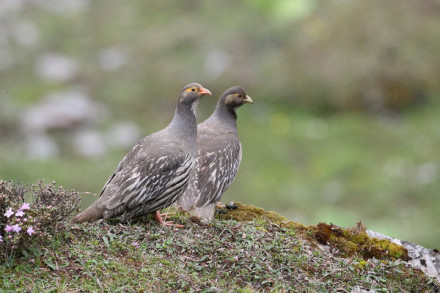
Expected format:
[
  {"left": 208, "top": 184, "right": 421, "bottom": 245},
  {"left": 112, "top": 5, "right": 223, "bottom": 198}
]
[
  {"left": 168, "top": 101, "right": 198, "bottom": 138},
  {"left": 212, "top": 103, "right": 237, "bottom": 129}
]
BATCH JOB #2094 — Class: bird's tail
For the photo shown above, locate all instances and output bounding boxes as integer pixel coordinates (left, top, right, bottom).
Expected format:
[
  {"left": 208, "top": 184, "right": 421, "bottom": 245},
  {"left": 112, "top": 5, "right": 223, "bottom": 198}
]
[{"left": 71, "top": 201, "right": 105, "bottom": 223}]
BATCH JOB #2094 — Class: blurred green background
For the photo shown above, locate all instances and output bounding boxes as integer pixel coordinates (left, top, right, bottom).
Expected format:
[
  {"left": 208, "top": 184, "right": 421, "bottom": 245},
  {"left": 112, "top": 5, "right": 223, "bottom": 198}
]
[{"left": 1, "top": 0, "right": 439, "bottom": 248}]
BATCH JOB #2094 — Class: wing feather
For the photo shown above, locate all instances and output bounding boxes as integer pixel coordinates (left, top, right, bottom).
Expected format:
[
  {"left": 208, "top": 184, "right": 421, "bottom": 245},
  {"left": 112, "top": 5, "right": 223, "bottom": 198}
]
[
  {"left": 194, "top": 139, "right": 242, "bottom": 208},
  {"left": 101, "top": 146, "right": 193, "bottom": 219}
]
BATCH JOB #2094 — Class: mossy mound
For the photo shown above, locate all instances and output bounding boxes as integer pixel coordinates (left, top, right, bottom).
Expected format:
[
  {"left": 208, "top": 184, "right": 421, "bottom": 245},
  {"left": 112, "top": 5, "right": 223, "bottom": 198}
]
[
  {"left": 2, "top": 196, "right": 438, "bottom": 292},
  {"left": 217, "top": 202, "right": 409, "bottom": 262},
  {"left": 216, "top": 202, "right": 306, "bottom": 230},
  {"left": 314, "top": 222, "right": 409, "bottom": 261}
]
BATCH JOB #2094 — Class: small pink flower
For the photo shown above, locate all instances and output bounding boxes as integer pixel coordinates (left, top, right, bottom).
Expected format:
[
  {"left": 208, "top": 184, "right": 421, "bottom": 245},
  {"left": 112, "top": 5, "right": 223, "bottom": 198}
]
[
  {"left": 15, "top": 210, "right": 25, "bottom": 217},
  {"left": 132, "top": 242, "right": 139, "bottom": 248},
  {"left": 0, "top": 235, "right": 3, "bottom": 242},
  {"left": 12, "top": 224, "right": 21, "bottom": 233},
  {"left": 5, "top": 225, "right": 13, "bottom": 232},
  {"left": 20, "top": 202, "right": 30, "bottom": 210},
  {"left": 27, "top": 226, "right": 35, "bottom": 236},
  {"left": 23, "top": 218, "right": 28, "bottom": 222},
  {"left": 4, "top": 208, "right": 14, "bottom": 218}
]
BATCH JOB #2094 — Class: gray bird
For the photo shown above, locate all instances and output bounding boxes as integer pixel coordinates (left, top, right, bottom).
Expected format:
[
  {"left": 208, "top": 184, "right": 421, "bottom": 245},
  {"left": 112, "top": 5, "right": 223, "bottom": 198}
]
[
  {"left": 178, "top": 86, "right": 253, "bottom": 220},
  {"left": 72, "top": 83, "right": 212, "bottom": 225}
]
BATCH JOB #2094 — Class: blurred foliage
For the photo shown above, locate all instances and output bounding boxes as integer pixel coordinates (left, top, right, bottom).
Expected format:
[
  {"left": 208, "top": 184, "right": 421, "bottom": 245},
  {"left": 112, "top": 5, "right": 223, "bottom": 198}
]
[{"left": 0, "top": 0, "right": 439, "bottom": 248}]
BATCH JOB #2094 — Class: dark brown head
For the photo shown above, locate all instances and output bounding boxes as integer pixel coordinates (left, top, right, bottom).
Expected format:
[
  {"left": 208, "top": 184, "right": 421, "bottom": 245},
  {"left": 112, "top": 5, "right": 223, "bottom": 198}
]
[{"left": 219, "top": 86, "right": 253, "bottom": 111}]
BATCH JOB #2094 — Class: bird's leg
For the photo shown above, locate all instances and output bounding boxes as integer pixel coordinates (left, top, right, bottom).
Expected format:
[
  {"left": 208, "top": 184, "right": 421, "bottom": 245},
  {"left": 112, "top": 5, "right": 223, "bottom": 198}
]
[{"left": 153, "top": 210, "right": 183, "bottom": 228}]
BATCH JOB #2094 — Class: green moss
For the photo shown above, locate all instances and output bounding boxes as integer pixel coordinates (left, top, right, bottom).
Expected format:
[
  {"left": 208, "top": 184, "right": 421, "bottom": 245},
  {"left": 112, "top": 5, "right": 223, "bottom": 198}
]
[
  {"left": 313, "top": 222, "right": 409, "bottom": 261},
  {"left": 217, "top": 202, "right": 409, "bottom": 262},
  {"left": 354, "top": 259, "right": 368, "bottom": 270},
  {"left": 216, "top": 202, "right": 306, "bottom": 231}
]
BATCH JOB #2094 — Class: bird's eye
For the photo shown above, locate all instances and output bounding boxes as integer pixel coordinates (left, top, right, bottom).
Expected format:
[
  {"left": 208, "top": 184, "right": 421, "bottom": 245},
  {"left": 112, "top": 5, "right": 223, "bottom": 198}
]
[
  {"left": 238, "top": 95, "right": 243, "bottom": 98},
  {"left": 191, "top": 88, "right": 196, "bottom": 92}
]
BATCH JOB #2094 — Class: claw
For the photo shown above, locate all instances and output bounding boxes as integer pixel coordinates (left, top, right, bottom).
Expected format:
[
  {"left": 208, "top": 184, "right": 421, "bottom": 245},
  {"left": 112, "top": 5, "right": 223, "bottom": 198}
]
[{"left": 153, "top": 210, "right": 183, "bottom": 228}]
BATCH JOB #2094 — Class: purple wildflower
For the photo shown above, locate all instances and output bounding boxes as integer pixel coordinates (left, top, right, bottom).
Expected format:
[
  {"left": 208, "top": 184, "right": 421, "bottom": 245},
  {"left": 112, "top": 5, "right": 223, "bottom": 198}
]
[
  {"left": 27, "top": 226, "right": 35, "bottom": 236},
  {"left": 5, "top": 225, "right": 13, "bottom": 232},
  {"left": 12, "top": 224, "right": 21, "bottom": 233},
  {"left": 4, "top": 208, "right": 14, "bottom": 218},
  {"left": 0, "top": 234, "right": 3, "bottom": 242},
  {"left": 132, "top": 241, "right": 139, "bottom": 248},
  {"left": 16, "top": 210, "right": 25, "bottom": 217},
  {"left": 20, "top": 202, "right": 31, "bottom": 210}
]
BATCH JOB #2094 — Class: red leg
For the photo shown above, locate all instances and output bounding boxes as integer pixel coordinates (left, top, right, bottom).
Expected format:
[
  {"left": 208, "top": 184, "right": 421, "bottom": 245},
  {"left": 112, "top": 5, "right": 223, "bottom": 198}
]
[{"left": 153, "top": 211, "right": 183, "bottom": 228}]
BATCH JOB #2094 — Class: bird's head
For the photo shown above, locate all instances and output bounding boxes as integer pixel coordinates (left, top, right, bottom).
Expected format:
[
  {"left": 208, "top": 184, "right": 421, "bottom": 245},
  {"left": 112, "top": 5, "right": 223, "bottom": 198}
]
[
  {"left": 179, "top": 83, "right": 212, "bottom": 106},
  {"left": 220, "top": 86, "right": 253, "bottom": 110}
]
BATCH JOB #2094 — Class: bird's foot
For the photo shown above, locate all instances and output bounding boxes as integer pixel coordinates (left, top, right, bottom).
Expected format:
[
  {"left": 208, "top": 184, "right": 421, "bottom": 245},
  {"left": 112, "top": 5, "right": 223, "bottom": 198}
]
[{"left": 154, "top": 211, "right": 184, "bottom": 228}]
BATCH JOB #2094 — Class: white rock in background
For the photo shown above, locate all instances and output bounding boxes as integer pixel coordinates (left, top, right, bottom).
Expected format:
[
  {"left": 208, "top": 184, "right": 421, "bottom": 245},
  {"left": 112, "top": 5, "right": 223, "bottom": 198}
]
[
  {"left": 22, "top": 88, "right": 107, "bottom": 134},
  {"left": 413, "top": 162, "right": 438, "bottom": 186},
  {"left": 99, "top": 47, "right": 129, "bottom": 72},
  {"left": 13, "top": 21, "right": 40, "bottom": 48},
  {"left": 33, "top": 0, "right": 89, "bottom": 14},
  {"left": 73, "top": 129, "right": 107, "bottom": 158},
  {"left": 204, "top": 49, "right": 229, "bottom": 79},
  {"left": 35, "top": 53, "right": 78, "bottom": 82},
  {"left": 0, "top": 0, "right": 24, "bottom": 16},
  {"left": 24, "top": 134, "right": 59, "bottom": 160},
  {"left": 366, "top": 230, "right": 440, "bottom": 282},
  {"left": 106, "top": 122, "right": 141, "bottom": 149}
]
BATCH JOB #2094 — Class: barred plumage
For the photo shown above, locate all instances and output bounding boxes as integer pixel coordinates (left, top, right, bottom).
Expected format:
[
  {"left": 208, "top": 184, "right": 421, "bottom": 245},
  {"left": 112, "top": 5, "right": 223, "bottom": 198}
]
[
  {"left": 72, "top": 83, "right": 212, "bottom": 224},
  {"left": 178, "top": 86, "right": 253, "bottom": 220}
]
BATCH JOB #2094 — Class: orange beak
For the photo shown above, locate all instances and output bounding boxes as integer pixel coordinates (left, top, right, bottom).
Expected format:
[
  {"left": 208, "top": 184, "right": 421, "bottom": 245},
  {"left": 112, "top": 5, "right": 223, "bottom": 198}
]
[{"left": 199, "top": 87, "right": 212, "bottom": 96}]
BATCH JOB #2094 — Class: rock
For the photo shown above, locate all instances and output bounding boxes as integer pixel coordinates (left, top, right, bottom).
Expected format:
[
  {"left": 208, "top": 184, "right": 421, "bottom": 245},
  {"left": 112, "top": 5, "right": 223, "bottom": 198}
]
[
  {"left": 35, "top": 53, "right": 79, "bottom": 82},
  {"left": 226, "top": 201, "right": 238, "bottom": 210},
  {"left": 73, "top": 129, "right": 107, "bottom": 158},
  {"left": 367, "top": 230, "right": 440, "bottom": 282},
  {"left": 105, "top": 122, "right": 141, "bottom": 149},
  {"left": 24, "top": 134, "right": 59, "bottom": 160},
  {"left": 99, "top": 47, "right": 129, "bottom": 72},
  {"left": 22, "top": 88, "right": 107, "bottom": 134}
]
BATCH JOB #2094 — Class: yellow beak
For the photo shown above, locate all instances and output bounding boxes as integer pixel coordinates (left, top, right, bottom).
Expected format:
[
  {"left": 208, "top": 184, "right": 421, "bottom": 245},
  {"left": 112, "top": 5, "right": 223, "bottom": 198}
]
[{"left": 243, "top": 95, "right": 254, "bottom": 104}]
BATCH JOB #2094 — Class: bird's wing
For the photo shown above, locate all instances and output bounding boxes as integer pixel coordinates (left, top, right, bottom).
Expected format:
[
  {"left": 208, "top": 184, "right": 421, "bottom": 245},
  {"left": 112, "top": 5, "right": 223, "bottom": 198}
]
[
  {"left": 194, "top": 132, "right": 242, "bottom": 208},
  {"left": 101, "top": 146, "right": 193, "bottom": 218}
]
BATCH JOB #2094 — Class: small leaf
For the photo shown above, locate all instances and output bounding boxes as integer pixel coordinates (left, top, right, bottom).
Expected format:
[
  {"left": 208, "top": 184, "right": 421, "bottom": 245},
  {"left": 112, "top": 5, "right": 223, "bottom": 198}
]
[
  {"left": 102, "top": 236, "right": 109, "bottom": 248},
  {"left": 44, "top": 259, "right": 58, "bottom": 271}
]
